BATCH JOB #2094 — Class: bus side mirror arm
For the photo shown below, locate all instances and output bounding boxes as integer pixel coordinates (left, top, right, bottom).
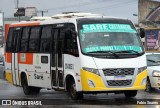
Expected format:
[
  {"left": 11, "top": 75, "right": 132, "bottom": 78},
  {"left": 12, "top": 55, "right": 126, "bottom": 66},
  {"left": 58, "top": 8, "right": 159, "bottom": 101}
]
[{"left": 139, "top": 28, "right": 145, "bottom": 38}]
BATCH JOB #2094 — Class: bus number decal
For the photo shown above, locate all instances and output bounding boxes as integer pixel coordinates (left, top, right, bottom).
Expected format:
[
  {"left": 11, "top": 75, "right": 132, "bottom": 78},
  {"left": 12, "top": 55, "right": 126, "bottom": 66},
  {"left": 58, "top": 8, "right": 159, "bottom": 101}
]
[{"left": 65, "top": 64, "right": 74, "bottom": 70}]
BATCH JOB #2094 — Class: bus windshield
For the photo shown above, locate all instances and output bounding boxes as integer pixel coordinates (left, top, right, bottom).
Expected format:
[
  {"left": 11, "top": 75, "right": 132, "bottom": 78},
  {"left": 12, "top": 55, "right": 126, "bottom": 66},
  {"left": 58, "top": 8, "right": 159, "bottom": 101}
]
[{"left": 78, "top": 23, "right": 144, "bottom": 55}]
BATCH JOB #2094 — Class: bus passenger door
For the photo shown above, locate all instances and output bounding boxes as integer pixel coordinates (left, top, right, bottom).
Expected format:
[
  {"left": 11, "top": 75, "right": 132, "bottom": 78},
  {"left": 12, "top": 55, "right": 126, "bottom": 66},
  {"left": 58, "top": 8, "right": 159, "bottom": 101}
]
[
  {"left": 51, "top": 29, "right": 64, "bottom": 88},
  {"left": 51, "top": 29, "right": 58, "bottom": 88},
  {"left": 12, "top": 29, "right": 21, "bottom": 86},
  {"left": 57, "top": 29, "right": 64, "bottom": 88}
]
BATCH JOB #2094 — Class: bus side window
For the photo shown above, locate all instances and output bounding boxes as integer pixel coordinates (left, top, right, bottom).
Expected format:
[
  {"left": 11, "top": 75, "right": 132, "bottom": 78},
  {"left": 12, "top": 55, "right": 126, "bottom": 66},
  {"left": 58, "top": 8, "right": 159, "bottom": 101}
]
[
  {"left": 64, "top": 25, "right": 79, "bottom": 56},
  {"left": 28, "top": 27, "right": 40, "bottom": 52},
  {"left": 12, "top": 29, "right": 22, "bottom": 52},
  {"left": 19, "top": 27, "right": 30, "bottom": 52},
  {"left": 40, "top": 26, "right": 52, "bottom": 52},
  {"left": 6, "top": 28, "right": 14, "bottom": 52}
]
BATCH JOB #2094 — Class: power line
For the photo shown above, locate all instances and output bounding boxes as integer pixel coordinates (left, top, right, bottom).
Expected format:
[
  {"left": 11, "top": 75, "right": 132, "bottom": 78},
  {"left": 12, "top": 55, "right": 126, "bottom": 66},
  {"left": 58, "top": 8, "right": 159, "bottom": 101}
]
[
  {"left": 81, "top": 0, "right": 136, "bottom": 12},
  {"left": 42, "top": 0, "right": 119, "bottom": 12}
]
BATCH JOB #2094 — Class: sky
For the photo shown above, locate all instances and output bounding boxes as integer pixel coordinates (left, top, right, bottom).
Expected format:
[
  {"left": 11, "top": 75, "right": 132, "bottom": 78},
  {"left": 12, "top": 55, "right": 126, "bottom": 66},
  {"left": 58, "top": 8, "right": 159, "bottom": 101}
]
[{"left": 0, "top": 0, "right": 159, "bottom": 24}]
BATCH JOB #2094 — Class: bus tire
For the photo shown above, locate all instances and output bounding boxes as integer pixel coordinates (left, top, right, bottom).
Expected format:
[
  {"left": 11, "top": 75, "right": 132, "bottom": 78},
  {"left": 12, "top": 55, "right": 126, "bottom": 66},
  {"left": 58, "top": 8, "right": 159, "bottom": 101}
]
[
  {"left": 3, "top": 71, "right": 6, "bottom": 80},
  {"left": 69, "top": 79, "right": 83, "bottom": 100},
  {"left": 145, "top": 78, "right": 155, "bottom": 92},
  {"left": 21, "top": 75, "right": 32, "bottom": 95},
  {"left": 124, "top": 90, "right": 137, "bottom": 98}
]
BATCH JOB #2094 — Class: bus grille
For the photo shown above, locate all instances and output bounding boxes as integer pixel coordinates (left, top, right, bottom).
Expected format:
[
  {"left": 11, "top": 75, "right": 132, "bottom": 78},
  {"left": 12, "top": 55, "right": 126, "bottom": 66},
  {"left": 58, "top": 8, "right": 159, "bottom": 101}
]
[
  {"left": 103, "top": 68, "right": 134, "bottom": 76},
  {"left": 107, "top": 80, "right": 132, "bottom": 86}
]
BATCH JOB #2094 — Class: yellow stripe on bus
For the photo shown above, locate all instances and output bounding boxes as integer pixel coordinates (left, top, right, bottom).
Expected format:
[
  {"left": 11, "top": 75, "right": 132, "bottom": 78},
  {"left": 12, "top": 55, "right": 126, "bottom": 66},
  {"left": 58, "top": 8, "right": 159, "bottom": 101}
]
[
  {"left": 80, "top": 69, "right": 147, "bottom": 91},
  {"left": 5, "top": 71, "right": 13, "bottom": 84}
]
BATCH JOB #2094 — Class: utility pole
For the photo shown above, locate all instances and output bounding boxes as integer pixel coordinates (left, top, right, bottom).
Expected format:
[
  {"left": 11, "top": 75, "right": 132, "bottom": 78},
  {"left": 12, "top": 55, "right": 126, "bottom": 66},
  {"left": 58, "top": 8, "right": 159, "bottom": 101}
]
[
  {"left": 17, "top": 0, "right": 19, "bottom": 9},
  {"left": 16, "top": 0, "right": 20, "bottom": 21},
  {"left": 37, "top": 10, "right": 48, "bottom": 17}
]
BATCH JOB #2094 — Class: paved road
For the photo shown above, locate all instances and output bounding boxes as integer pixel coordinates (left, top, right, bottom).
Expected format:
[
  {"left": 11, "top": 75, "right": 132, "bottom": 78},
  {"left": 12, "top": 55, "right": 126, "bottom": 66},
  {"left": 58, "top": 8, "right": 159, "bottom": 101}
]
[
  {"left": 0, "top": 66, "right": 160, "bottom": 108},
  {"left": 0, "top": 65, "right": 4, "bottom": 79}
]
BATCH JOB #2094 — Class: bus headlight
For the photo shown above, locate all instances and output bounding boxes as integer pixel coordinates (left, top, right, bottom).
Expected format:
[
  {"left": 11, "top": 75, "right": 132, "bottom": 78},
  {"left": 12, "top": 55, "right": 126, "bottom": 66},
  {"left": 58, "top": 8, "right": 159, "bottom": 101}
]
[
  {"left": 152, "top": 71, "right": 160, "bottom": 77},
  {"left": 138, "top": 66, "right": 147, "bottom": 74},
  {"left": 82, "top": 67, "right": 100, "bottom": 76}
]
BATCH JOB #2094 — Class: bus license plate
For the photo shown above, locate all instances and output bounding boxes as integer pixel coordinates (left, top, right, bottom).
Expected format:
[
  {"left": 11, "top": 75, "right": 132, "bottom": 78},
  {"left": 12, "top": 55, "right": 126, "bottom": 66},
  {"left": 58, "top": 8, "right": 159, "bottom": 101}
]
[{"left": 114, "top": 76, "right": 126, "bottom": 80}]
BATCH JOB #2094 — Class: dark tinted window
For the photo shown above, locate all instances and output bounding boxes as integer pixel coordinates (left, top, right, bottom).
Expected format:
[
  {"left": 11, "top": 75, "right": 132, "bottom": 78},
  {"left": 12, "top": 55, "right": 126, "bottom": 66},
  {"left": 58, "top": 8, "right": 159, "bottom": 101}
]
[
  {"left": 28, "top": 27, "right": 40, "bottom": 52},
  {"left": 6, "top": 28, "right": 14, "bottom": 52},
  {"left": 64, "top": 24, "right": 78, "bottom": 56},
  {"left": 40, "top": 26, "right": 52, "bottom": 52},
  {"left": 51, "top": 29, "right": 58, "bottom": 67},
  {"left": 29, "top": 40, "right": 39, "bottom": 51},
  {"left": 41, "top": 26, "right": 52, "bottom": 39},
  {"left": 20, "top": 40, "right": 28, "bottom": 51},
  {"left": 30, "top": 27, "right": 40, "bottom": 39},
  {"left": 12, "top": 30, "right": 22, "bottom": 52},
  {"left": 58, "top": 29, "right": 65, "bottom": 67},
  {"left": 19, "top": 27, "right": 30, "bottom": 52},
  {"left": 22, "top": 27, "right": 30, "bottom": 39},
  {"left": 40, "top": 40, "right": 51, "bottom": 52}
]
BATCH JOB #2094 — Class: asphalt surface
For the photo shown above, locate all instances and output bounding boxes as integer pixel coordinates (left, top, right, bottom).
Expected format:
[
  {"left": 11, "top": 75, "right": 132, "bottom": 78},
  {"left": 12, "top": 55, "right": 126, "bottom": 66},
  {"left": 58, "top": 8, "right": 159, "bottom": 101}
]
[
  {"left": 0, "top": 65, "right": 4, "bottom": 79},
  {"left": 0, "top": 65, "right": 160, "bottom": 108}
]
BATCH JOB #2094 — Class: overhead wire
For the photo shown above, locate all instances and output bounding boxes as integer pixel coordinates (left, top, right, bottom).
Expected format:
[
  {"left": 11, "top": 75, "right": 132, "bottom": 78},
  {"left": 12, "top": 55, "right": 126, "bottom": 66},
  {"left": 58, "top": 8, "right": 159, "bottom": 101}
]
[
  {"left": 81, "top": 0, "right": 137, "bottom": 12},
  {"left": 42, "top": 0, "right": 119, "bottom": 11}
]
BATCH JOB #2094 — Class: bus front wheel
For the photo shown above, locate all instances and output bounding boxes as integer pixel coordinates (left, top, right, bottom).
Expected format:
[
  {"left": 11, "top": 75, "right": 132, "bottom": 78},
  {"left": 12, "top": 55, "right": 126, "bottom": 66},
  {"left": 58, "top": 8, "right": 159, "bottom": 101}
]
[
  {"left": 124, "top": 90, "right": 137, "bottom": 98},
  {"left": 69, "top": 80, "right": 83, "bottom": 100}
]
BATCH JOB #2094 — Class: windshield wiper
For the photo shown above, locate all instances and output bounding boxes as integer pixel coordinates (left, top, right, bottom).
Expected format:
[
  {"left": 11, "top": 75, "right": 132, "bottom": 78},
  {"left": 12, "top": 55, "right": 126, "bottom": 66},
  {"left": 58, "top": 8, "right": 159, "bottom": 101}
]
[
  {"left": 147, "top": 59, "right": 156, "bottom": 63},
  {"left": 115, "top": 50, "right": 142, "bottom": 55},
  {"left": 147, "top": 59, "right": 160, "bottom": 63},
  {"left": 87, "top": 51, "right": 119, "bottom": 58}
]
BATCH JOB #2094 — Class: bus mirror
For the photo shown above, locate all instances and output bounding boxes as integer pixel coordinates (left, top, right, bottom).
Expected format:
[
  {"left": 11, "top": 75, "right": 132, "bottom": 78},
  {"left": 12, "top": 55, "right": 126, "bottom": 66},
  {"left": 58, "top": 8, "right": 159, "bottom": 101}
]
[{"left": 139, "top": 28, "right": 145, "bottom": 38}]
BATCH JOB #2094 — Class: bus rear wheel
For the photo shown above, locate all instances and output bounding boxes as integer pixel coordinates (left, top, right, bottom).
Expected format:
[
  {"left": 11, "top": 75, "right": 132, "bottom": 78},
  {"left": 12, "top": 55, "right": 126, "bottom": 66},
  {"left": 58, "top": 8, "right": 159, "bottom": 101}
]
[
  {"left": 21, "top": 75, "right": 41, "bottom": 95},
  {"left": 69, "top": 80, "right": 83, "bottom": 100},
  {"left": 124, "top": 90, "right": 137, "bottom": 98},
  {"left": 3, "top": 71, "right": 6, "bottom": 80}
]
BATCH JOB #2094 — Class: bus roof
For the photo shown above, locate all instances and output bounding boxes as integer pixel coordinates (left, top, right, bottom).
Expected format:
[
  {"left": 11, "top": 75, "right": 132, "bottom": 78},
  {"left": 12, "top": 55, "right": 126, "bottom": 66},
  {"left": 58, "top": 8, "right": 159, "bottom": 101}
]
[{"left": 9, "top": 13, "right": 129, "bottom": 27}]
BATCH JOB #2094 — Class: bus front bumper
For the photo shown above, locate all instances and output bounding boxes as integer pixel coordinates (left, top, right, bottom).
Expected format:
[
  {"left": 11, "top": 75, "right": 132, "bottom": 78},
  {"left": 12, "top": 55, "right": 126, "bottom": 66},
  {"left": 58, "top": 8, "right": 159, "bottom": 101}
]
[{"left": 80, "top": 69, "right": 147, "bottom": 92}]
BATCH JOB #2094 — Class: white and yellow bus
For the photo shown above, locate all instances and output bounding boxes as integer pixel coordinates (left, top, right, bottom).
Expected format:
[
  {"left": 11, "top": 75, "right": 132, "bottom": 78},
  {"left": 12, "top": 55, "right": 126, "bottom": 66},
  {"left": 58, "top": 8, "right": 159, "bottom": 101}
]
[{"left": 5, "top": 13, "right": 147, "bottom": 99}]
